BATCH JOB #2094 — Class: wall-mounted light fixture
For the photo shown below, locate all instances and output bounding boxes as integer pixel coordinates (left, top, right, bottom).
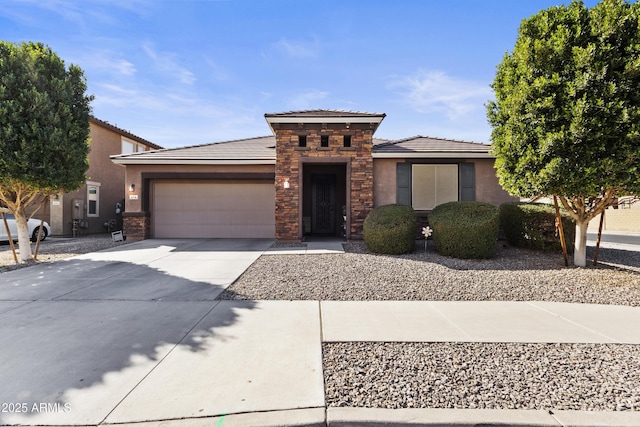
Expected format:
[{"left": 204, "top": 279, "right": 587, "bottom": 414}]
[
  {"left": 283, "top": 178, "right": 290, "bottom": 189},
  {"left": 129, "top": 183, "right": 135, "bottom": 192}
]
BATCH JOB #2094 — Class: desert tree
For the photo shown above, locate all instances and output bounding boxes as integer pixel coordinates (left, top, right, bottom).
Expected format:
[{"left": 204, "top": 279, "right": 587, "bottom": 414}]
[
  {"left": 0, "top": 41, "right": 92, "bottom": 261},
  {"left": 487, "top": 0, "right": 640, "bottom": 266}
]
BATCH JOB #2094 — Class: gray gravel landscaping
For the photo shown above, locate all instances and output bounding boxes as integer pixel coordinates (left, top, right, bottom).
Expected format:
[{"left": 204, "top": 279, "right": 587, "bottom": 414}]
[
  {"left": 0, "top": 236, "right": 128, "bottom": 273},
  {"left": 219, "top": 242, "right": 640, "bottom": 306},
  {"left": 226, "top": 241, "right": 640, "bottom": 413},
  {"left": 324, "top": 342, "right": 640, "bottom": 411}
]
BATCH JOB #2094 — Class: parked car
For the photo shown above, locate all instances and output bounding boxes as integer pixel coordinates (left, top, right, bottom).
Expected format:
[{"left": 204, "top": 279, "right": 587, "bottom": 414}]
[{"left": 0, "top": 214, "right": 51, "bottom": 242}]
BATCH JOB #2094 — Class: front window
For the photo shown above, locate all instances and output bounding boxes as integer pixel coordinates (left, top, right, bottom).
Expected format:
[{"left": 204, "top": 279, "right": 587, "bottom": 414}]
[
  {"left": 87, "top": 182, "right": 101, "bottom": 217},
  {"left": 411, "top": 164, "right": 458, "bottom": 210}
]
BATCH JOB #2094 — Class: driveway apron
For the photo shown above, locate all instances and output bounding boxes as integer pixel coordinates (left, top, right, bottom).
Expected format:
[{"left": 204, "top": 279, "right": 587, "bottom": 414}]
[{"left": 0, "top": 239, "right": 324, "bottom": 426}]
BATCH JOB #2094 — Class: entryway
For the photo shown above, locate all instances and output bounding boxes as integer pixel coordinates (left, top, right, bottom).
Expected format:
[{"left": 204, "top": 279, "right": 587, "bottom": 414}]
[{"left": 302, "top": 164, "right": 347, "bottom": 237}]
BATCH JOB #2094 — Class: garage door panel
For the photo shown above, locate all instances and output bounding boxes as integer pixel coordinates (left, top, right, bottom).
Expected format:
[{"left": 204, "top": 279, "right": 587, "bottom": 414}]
[{"left": 153, "top": 181, "right": 275, "bottom": 238}]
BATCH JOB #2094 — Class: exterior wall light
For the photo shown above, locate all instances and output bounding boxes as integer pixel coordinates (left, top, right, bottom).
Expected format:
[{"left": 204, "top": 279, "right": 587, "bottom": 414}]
[
  {"left": 129, "top": 183, "right": 135, "bottom": 192},
  {"left": 283, "top": 178, "right": 290, "bottom": 189}
]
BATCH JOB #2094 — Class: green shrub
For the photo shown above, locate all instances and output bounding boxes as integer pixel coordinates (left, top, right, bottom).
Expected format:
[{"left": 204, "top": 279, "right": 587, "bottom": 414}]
[
  {"left": 500, "top": 202, "right": 575, "bottom": 252},
  {"left": 428, "top": 201, "right": 500, "bottom": 259},
  {"left": 364, "top": 204, "right": 417, "bottom": 254}
]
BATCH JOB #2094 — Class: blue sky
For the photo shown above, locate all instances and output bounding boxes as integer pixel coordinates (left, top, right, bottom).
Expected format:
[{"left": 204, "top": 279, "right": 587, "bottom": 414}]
[{"left": 1, "top": 0, "right": 599, "bottom": 148}]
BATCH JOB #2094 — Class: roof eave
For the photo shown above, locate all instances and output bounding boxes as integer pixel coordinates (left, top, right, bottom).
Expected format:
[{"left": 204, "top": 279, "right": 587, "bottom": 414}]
[
  {"left": 372, "top": 152, "right": 494, "bottom": 159},
  {"left": 110, "top": 158, "right": 276, "bottom": 165},
  {"left": 265, "top": 115, "right": 385, "bottom": 134}
]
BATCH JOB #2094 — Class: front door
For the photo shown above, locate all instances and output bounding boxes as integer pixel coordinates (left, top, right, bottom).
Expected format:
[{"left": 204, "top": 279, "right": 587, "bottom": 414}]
[{"left": 311, "top": 174, "right": 336, "bottom": 235}]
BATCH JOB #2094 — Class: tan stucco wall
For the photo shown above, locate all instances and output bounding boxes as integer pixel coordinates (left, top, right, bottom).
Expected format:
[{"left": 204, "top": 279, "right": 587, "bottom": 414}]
[
  {"left": 473, "top": 158, "right": 518, "bottom": 206},
  {"left": 372, "top": 158, "right": 517, "bottom": 209},
  {"left": 123, "top": 163, "right": 275, "bottom": 213},
  {"left": 52, "top": 123, "right": 127, "bottom": 235},
  {"left": 588, "top": 206, "right": 640, "bottom": 232}
]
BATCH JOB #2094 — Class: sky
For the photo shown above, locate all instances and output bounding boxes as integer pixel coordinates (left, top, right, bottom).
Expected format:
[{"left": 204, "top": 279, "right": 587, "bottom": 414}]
[{"left": 1, "top": 0, "right": 600, "bottom": 149}]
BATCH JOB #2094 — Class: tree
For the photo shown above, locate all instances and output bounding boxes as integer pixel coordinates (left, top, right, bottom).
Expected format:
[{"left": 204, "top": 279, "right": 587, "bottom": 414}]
[
  {"left": 0, "top": 41, "right": 93, "bottom": 261},
  {"left": 487, "top": 0, "right": 640, "bottom": 267}
]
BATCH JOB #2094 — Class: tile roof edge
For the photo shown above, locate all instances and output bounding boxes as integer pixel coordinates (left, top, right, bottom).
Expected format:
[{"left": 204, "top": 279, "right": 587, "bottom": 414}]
[{"left": 90, "top": 117, "right": 162, "bottom": 150}]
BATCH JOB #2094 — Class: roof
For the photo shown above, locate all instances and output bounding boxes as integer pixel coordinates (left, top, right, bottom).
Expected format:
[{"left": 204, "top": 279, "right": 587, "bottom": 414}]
[
  {"left": 264, "top": 109, "right": 386, "bottom": 118},
  {"left": 111, "top": 135, "right": 276, "bottom": 165},
  {"left": 372, "top": 135, "right": 492, "bottom": 159},
  {"left": 112, "top": 134, "right": 492, "bottom": 165},
  {"left": 264, "top": 109, "right": 386, "bottom": 133},
  {"left": 90, "top": 117, "right": 163, "bottom": 150}
]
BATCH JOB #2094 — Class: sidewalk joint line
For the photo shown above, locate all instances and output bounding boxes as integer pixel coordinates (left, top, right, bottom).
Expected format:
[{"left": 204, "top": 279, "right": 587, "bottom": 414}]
[{"left": 527, "top": 302, "right": 622, "bottom": 343}]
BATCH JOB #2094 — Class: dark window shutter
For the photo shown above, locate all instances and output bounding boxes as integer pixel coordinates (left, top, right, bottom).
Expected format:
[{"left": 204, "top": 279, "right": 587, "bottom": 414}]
[
  {"left": 459, "top": 162, "right": 475, "bottom": 201},
  {"left": 396, "top": 163, "right": 412, "bottom": 205}
]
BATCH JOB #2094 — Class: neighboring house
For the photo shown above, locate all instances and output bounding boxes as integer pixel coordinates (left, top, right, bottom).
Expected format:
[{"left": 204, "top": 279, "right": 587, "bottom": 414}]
[
  {"left": 44, "top": 117, "right": 162, "bottom": 237},
  {"left": 111, "top": 110, "right": 516, "bottom": 241}
]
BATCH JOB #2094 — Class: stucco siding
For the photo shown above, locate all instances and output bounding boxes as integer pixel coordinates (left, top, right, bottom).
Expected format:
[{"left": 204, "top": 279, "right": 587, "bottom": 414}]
[{"left": 373, "top": 158, "right": 401, "bottom": 207}]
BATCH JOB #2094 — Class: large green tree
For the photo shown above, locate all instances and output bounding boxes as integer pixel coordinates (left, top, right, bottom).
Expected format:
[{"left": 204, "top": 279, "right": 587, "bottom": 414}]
[
  {"left": 487, "top": 0, "right": 640, "bottom": 267},
  {"left": 0, "top": 41, "right": 93, "bottom": 261}
]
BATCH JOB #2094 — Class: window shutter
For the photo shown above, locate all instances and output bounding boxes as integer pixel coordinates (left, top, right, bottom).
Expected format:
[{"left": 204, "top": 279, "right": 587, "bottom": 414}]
[
  {"left": 459, "top": 162, "right": 475, "bottom": 201},
  {"left": 396, "top": 163, "right": 412, "bottom": 205}
]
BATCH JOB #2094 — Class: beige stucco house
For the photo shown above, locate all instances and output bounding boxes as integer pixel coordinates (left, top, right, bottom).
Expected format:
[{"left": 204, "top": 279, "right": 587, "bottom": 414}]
[
  {"left": 111, "top": 110, "right": 515, "bottom": 241},
  {"left": 44, "top": 117, "right": 161, "bottom": 237}
]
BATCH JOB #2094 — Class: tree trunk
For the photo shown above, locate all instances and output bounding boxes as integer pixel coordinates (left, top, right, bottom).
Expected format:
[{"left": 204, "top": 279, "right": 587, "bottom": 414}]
[
  {"left": 15, "top": 210, "right": 32, "bottom": 262},
  {"left": 574, "top": 221, "right": 588, "bottom": 267}
]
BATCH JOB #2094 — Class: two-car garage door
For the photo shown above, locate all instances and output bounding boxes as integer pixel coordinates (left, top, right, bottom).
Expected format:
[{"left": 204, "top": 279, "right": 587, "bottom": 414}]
[{"left": 152, "top": 181, "right": 275, "bottom": 238}]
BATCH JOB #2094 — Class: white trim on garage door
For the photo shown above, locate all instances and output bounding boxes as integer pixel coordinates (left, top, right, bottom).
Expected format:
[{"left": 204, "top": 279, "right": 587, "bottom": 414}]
[{"left": 152, "top": 180, "right": 275, "bottom": 238}]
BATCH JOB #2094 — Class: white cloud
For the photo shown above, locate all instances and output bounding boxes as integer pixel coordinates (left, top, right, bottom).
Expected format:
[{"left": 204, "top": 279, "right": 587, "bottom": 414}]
[
  {"left": 273, "top": 38, "right": 319, "bottom": 58},
  {"left": 142, "top": 43, "right": 196, "bottom": 85},
  {"left": 75, "top": 50, "right": 136, "bottom": 76},
  {"left": 287, "top": 89, "right": 329, "bottom": 110},
  {"left": 388, "top": 70, "right": 491, "bottom": 119}
]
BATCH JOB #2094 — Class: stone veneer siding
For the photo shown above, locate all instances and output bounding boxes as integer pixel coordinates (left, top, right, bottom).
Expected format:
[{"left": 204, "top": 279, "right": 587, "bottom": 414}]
[
  {"left": 274, "top": 124, "right": 375, "bottom": 241},
  {"left": 123, "top": 212, "right": 150, "bottom": 240}
]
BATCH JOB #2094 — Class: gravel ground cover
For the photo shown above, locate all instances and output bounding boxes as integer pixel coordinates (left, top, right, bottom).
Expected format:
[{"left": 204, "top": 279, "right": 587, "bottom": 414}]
[
  {"left": 324, "top": 342, "right": 640, "bottom": 411},
  {"left": 0, "top": 236, "right": 128, "bottom": 273},
  {"left": 219, "top": 242, "right": 640, "bottom": 306}
]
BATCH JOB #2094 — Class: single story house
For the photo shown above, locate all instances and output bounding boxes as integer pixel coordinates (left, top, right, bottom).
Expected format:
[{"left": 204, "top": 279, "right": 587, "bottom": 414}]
[{"left": 111, "top": 110, "right": 516, "bottom": 241}]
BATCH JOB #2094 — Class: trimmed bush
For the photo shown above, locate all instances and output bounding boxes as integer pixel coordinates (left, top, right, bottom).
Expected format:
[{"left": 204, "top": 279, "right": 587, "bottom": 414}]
[
  {"left": 428, "top": 201, "right": 500, "bottom": 259},
  {"left": 364, "top": 204, "right": 417, "bottom": 254},
  {"left": 500, "top": 202, "right": 575, "bottom": 252}
]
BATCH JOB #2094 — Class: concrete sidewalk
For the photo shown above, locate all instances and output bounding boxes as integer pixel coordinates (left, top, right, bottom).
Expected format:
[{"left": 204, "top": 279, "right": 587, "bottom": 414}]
[{"left": 1, "top": 239, "right": 639, "bottom": 426}]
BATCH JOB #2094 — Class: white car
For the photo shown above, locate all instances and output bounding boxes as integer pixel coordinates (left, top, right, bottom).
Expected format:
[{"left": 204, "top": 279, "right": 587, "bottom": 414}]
[{"left": 0, "top": 214, "right": 51, "bottom": 242}]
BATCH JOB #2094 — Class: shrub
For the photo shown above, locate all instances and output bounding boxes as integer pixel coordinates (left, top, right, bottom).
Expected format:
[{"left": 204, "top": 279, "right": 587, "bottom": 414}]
[
  {"left": 500, "top": 202, "right": 575, "bottom": 252},
  {"left": 364, "top": 204, "right": 417, "bottom": 254},
  {"left": 428, "top": 201, "right": 500, "bottom": 259}
]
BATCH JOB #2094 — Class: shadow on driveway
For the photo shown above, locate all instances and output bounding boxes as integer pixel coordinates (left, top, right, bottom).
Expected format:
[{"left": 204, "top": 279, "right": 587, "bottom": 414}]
[{"left": 0, "top": 239, "right": 266, "bottom": 425}]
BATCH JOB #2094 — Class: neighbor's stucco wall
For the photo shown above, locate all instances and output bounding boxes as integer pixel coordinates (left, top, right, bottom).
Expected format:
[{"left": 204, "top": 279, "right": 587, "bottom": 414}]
[{"left": 53, "top": 122, "right": 128, "bottom": 236}]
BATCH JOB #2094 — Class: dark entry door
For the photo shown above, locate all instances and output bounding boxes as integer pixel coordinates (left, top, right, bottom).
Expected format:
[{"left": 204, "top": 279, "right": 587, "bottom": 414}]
[{"left": 311, "top": 174, "right": 336, "bottom": 234}]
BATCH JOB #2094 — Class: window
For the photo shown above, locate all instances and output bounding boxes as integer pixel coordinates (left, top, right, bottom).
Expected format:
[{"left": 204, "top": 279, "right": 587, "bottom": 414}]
[
  {"left": 86, "top": 182, "right": 101, "bottom": 217},
  {"left": 343, "top": 135, "right": 352, "bottom": 147},
  {"left": 298, "top": 135, "right": 307, "bottom": 147},
  {"left": 137, "top": 144, "right": 145, "bottom": 152},
  {"left": 411, "top": 165, "right": 458, "bottom": 210},
  {"left": 122, "top": 139, "right": 135, "bottom": 154},
  {"left": 320, "top": 135, "right": 329, "bottom": 147}
]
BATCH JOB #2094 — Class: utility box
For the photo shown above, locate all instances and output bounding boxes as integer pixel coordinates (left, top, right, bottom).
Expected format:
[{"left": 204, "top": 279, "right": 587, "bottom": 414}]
[{"left": 72, "top": 199, "right": 84, "bottom": 220}]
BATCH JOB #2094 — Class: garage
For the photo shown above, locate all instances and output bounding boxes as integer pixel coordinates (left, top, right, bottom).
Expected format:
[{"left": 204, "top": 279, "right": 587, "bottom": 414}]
[{"left": 152, "top": 180, "right": 275, "bottom": 238}]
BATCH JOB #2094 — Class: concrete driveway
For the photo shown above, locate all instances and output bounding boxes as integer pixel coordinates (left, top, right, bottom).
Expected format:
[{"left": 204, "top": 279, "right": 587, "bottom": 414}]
[{"left": 0, "top": 239, "right": 325, "bottom": 426}]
